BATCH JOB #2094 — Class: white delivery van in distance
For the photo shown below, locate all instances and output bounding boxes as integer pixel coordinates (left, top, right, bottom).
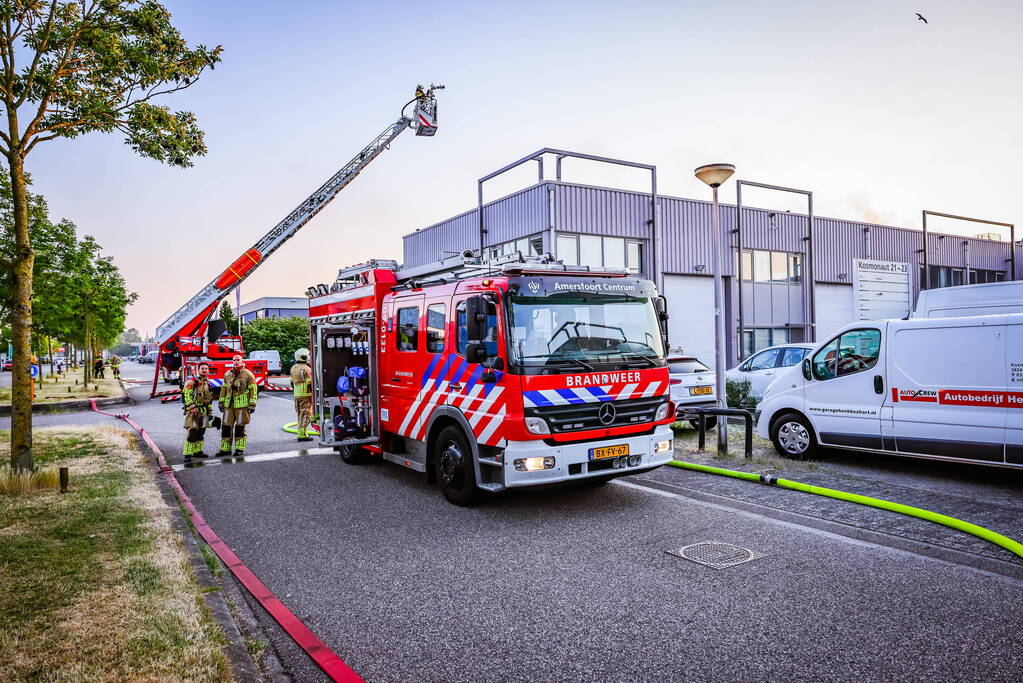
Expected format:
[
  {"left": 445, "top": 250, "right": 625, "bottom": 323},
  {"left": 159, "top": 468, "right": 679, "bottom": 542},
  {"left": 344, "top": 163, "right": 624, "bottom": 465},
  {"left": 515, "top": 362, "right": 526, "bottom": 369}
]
[
  {"left": 248, "top": 350, "right": 282, "bottom": 374},
  {"left": 756, "top": 282, "right": 1023, "bottom": 468}
]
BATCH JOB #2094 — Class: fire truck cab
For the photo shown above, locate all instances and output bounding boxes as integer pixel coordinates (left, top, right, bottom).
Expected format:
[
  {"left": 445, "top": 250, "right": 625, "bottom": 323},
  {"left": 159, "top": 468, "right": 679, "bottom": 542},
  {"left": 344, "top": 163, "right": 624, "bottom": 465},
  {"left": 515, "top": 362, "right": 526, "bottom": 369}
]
[{"left": 308, "top": 254, "right": 677, "bottom": 505}]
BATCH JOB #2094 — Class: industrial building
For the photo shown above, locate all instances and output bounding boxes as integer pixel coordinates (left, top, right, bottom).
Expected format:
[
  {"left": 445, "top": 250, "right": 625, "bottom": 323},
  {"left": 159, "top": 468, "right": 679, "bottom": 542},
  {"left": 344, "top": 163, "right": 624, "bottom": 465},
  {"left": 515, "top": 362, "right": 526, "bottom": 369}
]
[
  {"left": 402, "top": 149, "right": 1021, "bottom": 366},
  {"left": 237, "top": 296, "right": 309, "bottom": 322}
]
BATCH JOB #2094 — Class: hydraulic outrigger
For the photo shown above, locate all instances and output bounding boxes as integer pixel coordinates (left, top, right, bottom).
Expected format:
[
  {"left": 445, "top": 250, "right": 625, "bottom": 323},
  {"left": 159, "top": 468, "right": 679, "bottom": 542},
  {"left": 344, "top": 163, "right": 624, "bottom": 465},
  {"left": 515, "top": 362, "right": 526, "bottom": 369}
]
[{"left": 150, "top": 84, "right": 444, "bottom": 398}]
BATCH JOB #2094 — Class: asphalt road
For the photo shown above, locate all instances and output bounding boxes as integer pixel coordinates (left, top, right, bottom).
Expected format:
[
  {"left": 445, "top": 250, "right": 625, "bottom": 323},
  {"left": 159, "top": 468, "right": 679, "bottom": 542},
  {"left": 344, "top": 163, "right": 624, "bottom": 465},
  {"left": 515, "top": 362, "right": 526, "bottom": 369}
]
[{"left": 5, "top": 361, "right": 1022, "bottom": 681}]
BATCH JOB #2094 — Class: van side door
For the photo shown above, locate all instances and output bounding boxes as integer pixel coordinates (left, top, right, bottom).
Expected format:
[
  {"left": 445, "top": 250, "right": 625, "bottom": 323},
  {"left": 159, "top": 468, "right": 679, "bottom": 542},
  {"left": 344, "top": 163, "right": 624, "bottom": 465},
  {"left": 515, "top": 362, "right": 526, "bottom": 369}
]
[
  {"left": 1007, "top": 319, "right": 1023, "bottom": 465},
  {"left": 803, "top": 326, "right": 886, "bottom": 449},
  {"left": 889, "top": 317, "right": 1007, "bottom": 463}
]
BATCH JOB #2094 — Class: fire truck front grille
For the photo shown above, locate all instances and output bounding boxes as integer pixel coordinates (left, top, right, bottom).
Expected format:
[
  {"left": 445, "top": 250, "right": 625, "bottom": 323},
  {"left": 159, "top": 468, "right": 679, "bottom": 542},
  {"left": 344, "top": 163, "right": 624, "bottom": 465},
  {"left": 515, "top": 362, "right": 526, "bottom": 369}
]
[{"left": 526, "top": 396, "right": 666, "bottom": 433}]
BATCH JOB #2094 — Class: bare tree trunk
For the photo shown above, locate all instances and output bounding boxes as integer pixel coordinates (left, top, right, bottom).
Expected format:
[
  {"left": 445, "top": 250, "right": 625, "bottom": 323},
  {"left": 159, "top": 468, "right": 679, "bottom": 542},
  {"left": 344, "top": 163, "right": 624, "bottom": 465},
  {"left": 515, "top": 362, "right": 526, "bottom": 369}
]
[
  {"left": 8, "top": 152, "right": 34, "bottom": 471},
  {"left": 83, "top": 313, "right": 91, "bottom": 385}
]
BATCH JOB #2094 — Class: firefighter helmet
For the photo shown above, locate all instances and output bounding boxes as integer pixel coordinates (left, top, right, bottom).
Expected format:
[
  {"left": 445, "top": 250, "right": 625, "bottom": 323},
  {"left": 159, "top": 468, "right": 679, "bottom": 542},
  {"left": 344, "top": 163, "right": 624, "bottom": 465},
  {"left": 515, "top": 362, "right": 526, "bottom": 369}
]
[{"left": 294, "top": 348, "right": 309, "bottom": 362}]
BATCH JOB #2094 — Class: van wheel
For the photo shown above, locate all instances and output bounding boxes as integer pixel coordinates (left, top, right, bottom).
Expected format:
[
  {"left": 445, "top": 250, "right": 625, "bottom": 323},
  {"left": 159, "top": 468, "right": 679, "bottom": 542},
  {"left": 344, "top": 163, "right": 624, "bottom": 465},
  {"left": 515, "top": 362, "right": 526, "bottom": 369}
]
[
  {"left": 434, "top": 426, "right": 480, "bottom": 506},
  {"left": 337, "top": 445, "right": 367, "bottom": 465},
  {"left": 770, "top": 412, "right": 817, "bottom": 459}
]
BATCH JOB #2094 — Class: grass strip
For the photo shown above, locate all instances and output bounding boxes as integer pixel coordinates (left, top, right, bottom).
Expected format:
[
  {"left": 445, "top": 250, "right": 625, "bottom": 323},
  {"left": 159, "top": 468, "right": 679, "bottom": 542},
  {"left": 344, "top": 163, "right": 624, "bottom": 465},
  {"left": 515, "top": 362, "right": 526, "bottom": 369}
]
[{"left": 0, "top": 427, "right": 232, "bottom": 680}]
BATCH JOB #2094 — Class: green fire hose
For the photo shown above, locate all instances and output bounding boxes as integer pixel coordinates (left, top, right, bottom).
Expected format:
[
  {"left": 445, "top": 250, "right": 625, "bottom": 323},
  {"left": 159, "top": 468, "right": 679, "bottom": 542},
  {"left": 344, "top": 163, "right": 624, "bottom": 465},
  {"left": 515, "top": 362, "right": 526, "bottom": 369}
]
[{"left": 668, "top": 460, "right": 1023, "bottom": 560}]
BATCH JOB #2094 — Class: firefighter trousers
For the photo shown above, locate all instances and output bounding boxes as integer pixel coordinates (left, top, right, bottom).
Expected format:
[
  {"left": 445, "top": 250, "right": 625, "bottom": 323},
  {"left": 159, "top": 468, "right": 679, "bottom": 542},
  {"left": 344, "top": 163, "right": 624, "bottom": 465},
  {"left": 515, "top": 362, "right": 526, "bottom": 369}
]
[
  {"left": 220, "top": 407, "right": 251, "bottom": 454},
  {"left": 294, "top": 396, "right": 312, "bottom": 438}
]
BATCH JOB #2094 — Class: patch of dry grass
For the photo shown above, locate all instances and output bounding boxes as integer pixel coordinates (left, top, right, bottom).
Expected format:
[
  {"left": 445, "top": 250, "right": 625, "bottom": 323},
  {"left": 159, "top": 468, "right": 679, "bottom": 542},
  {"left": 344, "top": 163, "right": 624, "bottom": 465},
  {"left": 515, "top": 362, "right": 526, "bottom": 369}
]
[
  {"left": 0, "top": 467, "right": 60, "bottom": 495},
  {"left": 0, "top": 427, "right": 231, "bottom": 681}
]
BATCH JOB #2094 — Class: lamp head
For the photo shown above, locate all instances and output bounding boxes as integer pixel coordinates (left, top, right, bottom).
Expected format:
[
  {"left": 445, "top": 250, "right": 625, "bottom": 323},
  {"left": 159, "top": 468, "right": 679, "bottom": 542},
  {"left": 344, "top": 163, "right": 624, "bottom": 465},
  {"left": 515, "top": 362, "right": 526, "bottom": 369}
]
[{"left": 694, "top": 163, "right": 736, "bottom": 188}]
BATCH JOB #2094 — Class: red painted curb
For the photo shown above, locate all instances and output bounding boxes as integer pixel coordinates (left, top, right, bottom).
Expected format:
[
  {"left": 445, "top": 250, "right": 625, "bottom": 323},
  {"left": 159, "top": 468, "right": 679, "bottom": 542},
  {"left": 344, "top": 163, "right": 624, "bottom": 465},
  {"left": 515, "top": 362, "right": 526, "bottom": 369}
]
[{"left": 90, "top": 401, "right": 363, "bottom": 682}]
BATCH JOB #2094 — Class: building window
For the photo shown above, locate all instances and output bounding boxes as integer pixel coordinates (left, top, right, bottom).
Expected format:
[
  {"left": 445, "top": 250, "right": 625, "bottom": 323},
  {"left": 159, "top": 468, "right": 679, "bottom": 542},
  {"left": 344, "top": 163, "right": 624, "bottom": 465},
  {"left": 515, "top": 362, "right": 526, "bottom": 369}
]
[
  {"left": 742, "top": 327, "right": 791, "bottom": 357},
  {"left": 604, "top": 238, "right": 625, "bottom": 269},
  {"left": 627, "top": 241, "right": 643, "bottom": 274},
  {"left": 580, "top": 235, "right": 601, "bottom": 266},
  {"left": 738, "top": 249, "right": 802, "bottom": 283},
  {"left": 788, "top": 254, "right": 802, "bottom": 282},
  {"left": 488, "top": 234, "right": 544, "bottom": 261},
  {"left": 923, "top": 265, "right": 1004, "bottom": 289},
  {"left": 556, "top": 235, "right": 578, "bottom": 265},
  {"left": 557, "top": 233, "right": 644, "bottom": 273}
]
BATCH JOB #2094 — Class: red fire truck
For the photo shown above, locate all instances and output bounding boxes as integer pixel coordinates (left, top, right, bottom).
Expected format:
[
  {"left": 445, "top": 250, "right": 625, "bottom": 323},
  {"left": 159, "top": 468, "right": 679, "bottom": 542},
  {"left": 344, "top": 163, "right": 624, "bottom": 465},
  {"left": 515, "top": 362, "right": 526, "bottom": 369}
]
[{"left": 307, "top": 254, "right": 677, "bottom": 505}]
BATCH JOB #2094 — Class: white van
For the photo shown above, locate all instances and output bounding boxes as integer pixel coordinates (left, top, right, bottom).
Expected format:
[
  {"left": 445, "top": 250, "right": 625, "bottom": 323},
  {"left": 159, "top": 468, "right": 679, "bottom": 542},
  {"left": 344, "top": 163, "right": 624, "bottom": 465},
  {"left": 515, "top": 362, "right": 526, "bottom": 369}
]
[
  {"left": 756, "top": 306, "right": 1023, "bottom": 468},
  {"left": 248, "top": 350, "right": 282, "bottom": 374}
]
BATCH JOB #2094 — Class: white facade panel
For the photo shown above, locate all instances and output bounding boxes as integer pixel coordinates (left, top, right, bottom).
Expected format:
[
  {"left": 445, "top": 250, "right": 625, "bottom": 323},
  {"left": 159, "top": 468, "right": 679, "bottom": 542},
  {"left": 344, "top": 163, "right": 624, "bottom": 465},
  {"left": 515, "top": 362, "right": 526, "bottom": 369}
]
[
  {"left": 815, "top": 283, "right": 855, "bottom": 341},
  {"left": 663, "top": 275, "right": 716, "bottom": 365}
]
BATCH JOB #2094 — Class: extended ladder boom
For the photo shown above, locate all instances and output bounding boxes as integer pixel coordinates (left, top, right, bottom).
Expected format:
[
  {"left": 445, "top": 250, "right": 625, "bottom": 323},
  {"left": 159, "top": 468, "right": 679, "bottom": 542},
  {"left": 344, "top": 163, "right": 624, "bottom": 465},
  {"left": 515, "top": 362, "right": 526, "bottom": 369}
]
[{"left": 155, "top": 85, "right": 443, "bottom": 346}]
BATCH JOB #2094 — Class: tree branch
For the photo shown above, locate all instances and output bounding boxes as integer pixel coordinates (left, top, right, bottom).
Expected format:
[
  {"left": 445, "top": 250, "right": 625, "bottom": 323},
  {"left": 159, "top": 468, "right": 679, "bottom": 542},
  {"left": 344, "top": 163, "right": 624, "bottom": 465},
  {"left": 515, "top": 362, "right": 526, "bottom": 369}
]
[{"left": 16, "top": 1, "right": 60, "bottom": 109}]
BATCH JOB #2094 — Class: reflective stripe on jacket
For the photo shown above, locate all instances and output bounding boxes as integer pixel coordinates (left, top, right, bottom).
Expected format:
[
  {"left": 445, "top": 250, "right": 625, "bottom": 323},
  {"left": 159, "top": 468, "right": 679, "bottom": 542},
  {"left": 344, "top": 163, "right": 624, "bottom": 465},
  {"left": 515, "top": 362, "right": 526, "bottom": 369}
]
[{"left": 219, "top": 368, "right": 258, "bottom": 409}]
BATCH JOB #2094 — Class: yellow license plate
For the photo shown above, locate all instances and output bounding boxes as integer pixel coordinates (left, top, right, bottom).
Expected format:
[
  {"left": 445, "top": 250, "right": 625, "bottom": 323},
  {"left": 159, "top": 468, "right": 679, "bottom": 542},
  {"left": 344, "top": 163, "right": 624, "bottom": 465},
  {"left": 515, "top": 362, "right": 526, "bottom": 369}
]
[
  {"left": 690, "top": 386, "right": 713, "bottom": 395},
  {"left": 589, "top": 444, "right": 630, "bottom": 460}
]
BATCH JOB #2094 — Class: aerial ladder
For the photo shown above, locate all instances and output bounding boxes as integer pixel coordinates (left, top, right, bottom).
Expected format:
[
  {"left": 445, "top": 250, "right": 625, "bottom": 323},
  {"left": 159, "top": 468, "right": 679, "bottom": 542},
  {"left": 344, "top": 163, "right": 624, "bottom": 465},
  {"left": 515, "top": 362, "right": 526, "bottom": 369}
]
[{"left": 150, "top": 84, "right": 444, "bottom": 398}]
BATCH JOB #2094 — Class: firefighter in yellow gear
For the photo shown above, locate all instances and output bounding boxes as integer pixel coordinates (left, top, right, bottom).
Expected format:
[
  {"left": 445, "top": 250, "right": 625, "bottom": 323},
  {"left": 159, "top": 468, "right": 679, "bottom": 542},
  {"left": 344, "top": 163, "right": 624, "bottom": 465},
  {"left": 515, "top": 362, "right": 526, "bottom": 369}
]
[
  {"left": 290, "top": 348, "right": 313, "bottom": 441},
  {"left": 218, "top": 354, "right": 258, "bottom": 456},
  {"left": 109, "top": 355, "right": 122, "bottom": 379},
  {"left": 182, "top": 362, "right": 214, "bottom": 459}
]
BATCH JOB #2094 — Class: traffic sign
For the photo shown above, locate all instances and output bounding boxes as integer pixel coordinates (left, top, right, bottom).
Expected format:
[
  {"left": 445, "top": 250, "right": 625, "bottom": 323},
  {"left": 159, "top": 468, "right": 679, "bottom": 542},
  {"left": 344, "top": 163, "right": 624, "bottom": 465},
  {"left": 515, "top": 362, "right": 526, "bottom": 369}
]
[{"left": 29, "top": 364, "right": 39, "bottom": 378}]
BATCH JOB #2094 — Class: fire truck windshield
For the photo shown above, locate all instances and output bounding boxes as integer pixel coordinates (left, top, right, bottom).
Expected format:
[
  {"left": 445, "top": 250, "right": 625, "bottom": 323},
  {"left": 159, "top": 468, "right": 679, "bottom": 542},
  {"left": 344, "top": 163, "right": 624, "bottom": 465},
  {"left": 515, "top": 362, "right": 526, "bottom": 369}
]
[{"left": 507, "top": 291, "right": 666, "bottom": 373}]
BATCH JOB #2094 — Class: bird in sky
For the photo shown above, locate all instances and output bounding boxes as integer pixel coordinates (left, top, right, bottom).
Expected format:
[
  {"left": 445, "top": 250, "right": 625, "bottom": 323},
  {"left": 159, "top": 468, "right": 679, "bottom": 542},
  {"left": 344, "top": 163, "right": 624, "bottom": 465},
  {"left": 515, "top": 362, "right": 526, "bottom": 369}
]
[{"left": 916, "top": 13, "right": 928, "bottom": 23}]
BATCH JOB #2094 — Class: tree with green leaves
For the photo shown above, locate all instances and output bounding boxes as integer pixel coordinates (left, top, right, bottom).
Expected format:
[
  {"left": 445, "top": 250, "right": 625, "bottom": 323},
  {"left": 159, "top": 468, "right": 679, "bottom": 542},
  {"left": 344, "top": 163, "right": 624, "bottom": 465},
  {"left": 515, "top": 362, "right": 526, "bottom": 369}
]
[
  {"left": 218, "top": 300, "right": 238, "bottom": 336},
  {"left": 241, "top": 316, "right": 310, "bottom": 373},
  {"left": 0, "top": 1, "right": 221, "bottom": 470},
  {"left": 109, "top": 327, "right": 141, "bottom": 356}
]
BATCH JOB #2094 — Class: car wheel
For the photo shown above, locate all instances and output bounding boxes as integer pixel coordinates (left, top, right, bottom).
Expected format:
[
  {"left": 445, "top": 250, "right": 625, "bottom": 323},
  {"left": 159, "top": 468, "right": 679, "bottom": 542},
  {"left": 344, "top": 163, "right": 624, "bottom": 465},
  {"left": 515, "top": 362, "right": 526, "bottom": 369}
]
[
  {"left": 337, "top": 445, "right": 367, "bottom": 465},
  {"left": 434, "top": 425, "right": 480, "bottom": 506},
  {"left": 687, "top": 416, "right": 718, "bottom": 431},
  {"left": 770, "top": 412, "right": 817, "bottom": 459}
]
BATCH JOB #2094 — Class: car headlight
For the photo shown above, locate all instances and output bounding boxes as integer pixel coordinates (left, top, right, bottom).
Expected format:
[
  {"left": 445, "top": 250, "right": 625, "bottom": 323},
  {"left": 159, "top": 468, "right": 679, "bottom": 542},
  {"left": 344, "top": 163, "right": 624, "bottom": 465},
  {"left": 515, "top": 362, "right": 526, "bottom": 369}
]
[
  {"left": 654, "top": 401, "right": 671, "bottom": 421},
  {"left": 524, "top": 416, "right": 550, "bottom": 435}
]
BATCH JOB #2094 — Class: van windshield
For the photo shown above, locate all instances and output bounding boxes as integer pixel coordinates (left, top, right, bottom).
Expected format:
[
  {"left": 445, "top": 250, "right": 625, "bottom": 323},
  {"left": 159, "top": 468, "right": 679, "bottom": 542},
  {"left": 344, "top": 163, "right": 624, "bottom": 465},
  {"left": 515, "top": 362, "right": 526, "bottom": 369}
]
[{"left": 507, "top": 291, "right": 666, "bottom": 373}]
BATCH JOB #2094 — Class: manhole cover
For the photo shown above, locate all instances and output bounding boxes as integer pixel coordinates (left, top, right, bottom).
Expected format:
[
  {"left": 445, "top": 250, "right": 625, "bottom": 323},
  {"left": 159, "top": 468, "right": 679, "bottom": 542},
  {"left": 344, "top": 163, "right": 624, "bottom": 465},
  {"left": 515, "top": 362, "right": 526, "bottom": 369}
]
[{"left": 666, "top": 541, "right": 764, "bottom": 569}]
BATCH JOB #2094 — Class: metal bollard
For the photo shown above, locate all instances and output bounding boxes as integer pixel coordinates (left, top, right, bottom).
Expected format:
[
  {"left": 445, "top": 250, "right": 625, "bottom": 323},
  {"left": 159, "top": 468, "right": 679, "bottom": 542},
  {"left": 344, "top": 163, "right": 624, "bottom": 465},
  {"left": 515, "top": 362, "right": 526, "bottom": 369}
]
[
  {"left": 59, "top": 467, "right": 69, "bottom": 493},
  {"left": 697, "top": 413, "right": 706, "bottom": 451}
]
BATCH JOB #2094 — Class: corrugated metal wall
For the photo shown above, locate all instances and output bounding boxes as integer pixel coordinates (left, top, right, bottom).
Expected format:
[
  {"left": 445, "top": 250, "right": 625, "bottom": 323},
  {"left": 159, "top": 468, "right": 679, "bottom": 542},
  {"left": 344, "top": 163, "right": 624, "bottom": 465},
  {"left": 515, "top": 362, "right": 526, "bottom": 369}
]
[
  {"left": 401, "top": 184, "right": 549, "bottom": 267},
  {"left": 552, "top": 184, "right": 652, "bottom": 239},
  {"left": 403, "top": 179, "right": 1020, "bottom": 284}
]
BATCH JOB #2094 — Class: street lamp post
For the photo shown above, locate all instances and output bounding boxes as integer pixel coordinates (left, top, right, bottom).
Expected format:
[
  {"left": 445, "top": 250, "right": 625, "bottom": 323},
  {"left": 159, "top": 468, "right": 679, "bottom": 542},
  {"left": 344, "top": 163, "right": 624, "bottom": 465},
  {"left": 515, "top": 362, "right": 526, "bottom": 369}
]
[{"left": 695, "top": 163, "right": 736, "bottom": 456}]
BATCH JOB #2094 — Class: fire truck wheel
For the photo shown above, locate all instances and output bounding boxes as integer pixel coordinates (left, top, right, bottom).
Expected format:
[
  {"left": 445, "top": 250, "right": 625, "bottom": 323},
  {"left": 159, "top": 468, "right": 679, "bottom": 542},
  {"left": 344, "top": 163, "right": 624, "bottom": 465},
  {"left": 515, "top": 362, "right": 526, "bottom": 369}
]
[
  {"left": 434, "top": 426, "right": 480, "bottom": 506},
  {"left": 337, "top": 445, "right": 367, "bottom": 465}
]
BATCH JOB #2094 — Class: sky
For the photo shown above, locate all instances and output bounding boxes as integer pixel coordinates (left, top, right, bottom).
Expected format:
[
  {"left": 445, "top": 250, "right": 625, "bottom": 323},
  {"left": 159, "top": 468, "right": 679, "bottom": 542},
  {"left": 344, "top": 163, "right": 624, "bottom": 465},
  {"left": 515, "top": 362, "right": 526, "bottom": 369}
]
[{"left": 21, "top": 0, "right": 1023, "bottom": 336}]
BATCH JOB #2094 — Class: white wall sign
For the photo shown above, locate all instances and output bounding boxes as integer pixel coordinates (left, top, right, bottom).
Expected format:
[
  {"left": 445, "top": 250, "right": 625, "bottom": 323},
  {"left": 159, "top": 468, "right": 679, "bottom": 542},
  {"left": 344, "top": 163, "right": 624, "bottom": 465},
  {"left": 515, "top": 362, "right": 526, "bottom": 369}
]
[{"left": 852, "top": 259, "right": 911, "bottom": 320}]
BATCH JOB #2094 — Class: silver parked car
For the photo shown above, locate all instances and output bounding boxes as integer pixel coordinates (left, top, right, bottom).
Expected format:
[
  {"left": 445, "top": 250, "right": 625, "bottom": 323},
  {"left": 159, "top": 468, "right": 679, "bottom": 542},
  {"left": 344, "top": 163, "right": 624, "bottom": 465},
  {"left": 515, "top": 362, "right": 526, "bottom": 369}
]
[
  {"left": 668, "top": 356, "right": 718, "bottom": 429},
  {"left": 725, "top": 343, "right": 815, "bottom": 399}
]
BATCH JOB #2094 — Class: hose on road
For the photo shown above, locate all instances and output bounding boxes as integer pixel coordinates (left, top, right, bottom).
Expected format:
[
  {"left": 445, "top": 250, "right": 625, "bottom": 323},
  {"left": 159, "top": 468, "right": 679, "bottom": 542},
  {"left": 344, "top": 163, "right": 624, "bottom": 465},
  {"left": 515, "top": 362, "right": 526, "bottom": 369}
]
[{"left": 668, "top": 459, "right": 1023, "bottom": 560}]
